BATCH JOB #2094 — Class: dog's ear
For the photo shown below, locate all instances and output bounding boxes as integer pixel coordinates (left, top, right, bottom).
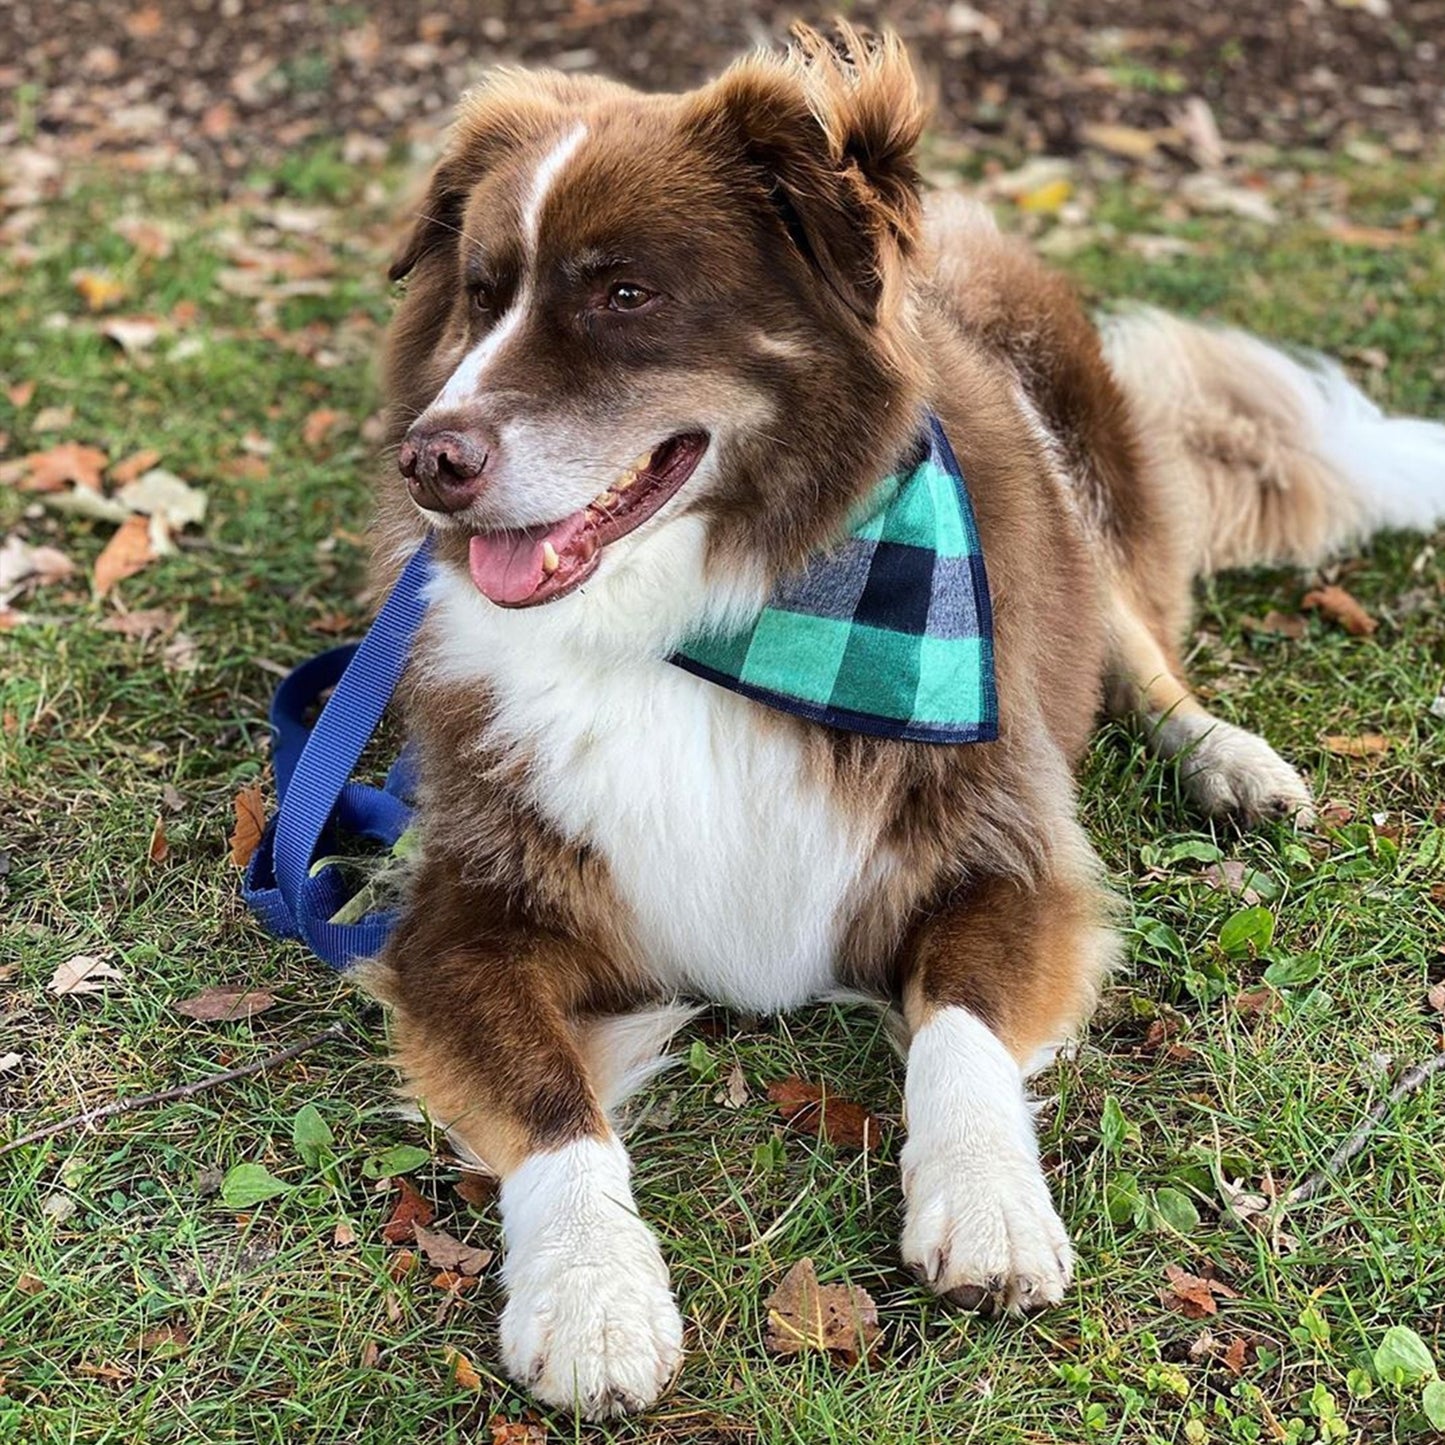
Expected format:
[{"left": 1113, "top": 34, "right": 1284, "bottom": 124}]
[
  {"left": 690, "top": 24, "right": 927, "bottom": 325},
  {"left": 388, "top": 158, "right": 469, "bottom": 282},
  {"left": 388, "top": 71, "right": 588, "bottom": 282}
]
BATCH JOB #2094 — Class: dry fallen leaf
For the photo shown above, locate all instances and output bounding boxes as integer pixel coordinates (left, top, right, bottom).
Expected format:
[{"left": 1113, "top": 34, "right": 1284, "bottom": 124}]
[
  {"left": 443, "top": 1346, "right": 483, "bottom": 1391},
  {"left": 175, "top": 985, "right": 277, "bottom": 1022},
  {"left": 98, "top": 607, "right": 178, "bottom": 641},
  {"left": 117, "top": 469, "right": 207, "bottom": 531},
  {"left": 6, "top": 380, "right": 36, "bottom": 408},
  {"left": 229, "top": 785, "right": 266, "bottom": 868},
  {"left": 1241, "top": 610, "right": 1308, "bottom": 641},
  {"left": 109, "top": 448, "right": 162, "bottom": 486},
  {"left": 1302, "top": 584, "right": 1377, "bottom": 636},
  {"left": 0, "top": 535, "right": 76, "bottom": 602},
  {"left": 0, "top": 1052, "right": 22, "bottom": 1073},
  {"left": 454, "top": 1172, "right": 498, "bottom": 1209},
  {"left": 17, "top": 1273, "right": 45, "bottom": 1296},
  {"left": 1234, "top": 986, "right": 1280, "bottom": 1017},
  {"left": 1426, "top": 983, "right": 1445, "bottom": 1015},
  {"left": 716, "top": 1060, "right": 749, "bottom": 1109},
  {"left": 137, "top": 1322, "right": 191, "bottom": 1353},
  {"left": 767, "top": 1076, "right": 883, "bottom": 1151},
  {"left": 1201, "top": 860, "right": 1262, "bottom": 905},
  {"left": 1160, "top": 1264, "right": 1239, "bottom": 1320},
  {"left": 1080, "top": 121, "right": 1168, "bottom": 160},
  {"left": 489, "top": 1415, "right": 548, "bottom": 1444},
  {"left": 93, "top": 514, "right": 157, "bottom": 597},
  {"left": 1322, "top": 734, "right": 1391, "bottom": 759},
  {"left": 15, "top": 441, "right": 108, "bottom": 493},
  {"left": 381, "top": 1178, "right": 436, "bottom": 1245},
  {"left": 72, "top": 269, "right": 129, "bottom": 311},
  {"left": 1223, "top": 1336, "right": 1249, "bottom": 1376},
  {"left": 49, "top": 954, "right": 125, "bottom": 996},
  {"left": 303, "top": 408, "right": 345, "bottom": 448},
  {"left": 413, "top": 1222, "right": 494, "bottom": 1277},
  {"left": 102, "top": 316, "right": 162, "bottom": 355},
  {"left": 764, "top": 1257, "right": 883, "bottom": 1366},
  {"left": 148, "top": 812, "right": 169, "bottom": 864}
]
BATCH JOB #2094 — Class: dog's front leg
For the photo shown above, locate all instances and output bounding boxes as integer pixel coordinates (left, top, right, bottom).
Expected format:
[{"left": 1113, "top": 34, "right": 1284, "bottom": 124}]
[
  {"left": 898, "top": 857, "right": 1113, "bottom": 1315},
  {"left": 370, "top": 868, "right": 680, "bottom": 1419}
]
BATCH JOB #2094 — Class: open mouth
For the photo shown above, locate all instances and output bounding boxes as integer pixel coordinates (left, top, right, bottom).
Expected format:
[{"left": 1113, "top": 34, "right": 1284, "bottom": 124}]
[{"left": 467, "top": 432, "right": 710, "bottom": 607}]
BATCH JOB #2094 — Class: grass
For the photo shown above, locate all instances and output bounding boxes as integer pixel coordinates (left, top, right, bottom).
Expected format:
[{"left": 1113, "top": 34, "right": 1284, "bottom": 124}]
[{"left": 3, "top": 148, "right": 1444, "bottom": 1445}]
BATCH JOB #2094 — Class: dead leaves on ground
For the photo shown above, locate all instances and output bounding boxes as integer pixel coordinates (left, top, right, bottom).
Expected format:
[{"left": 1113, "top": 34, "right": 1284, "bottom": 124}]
[
  {"left": 766, "top": 1077, "right": 885, "bottom": 1152},
  {"left": 380, "top": 1177, "right": 436, "bottom": 1245},
  {"left": 1321, "top": 733, "right": 1392, "bottom": 759},
  {"left": 175, "top": 985, "right": 277, "bottom": 1021},
  {"left": 1302, "top": 584, "right": 1377, "bottom": 637},
  {"left": 228, "top": 784, "right": 266, "bottom": 867},
  {"left": 49, "top": 954, "right": 125, "bottom": 996},
  {"left": 3, "top": 439, "right": 209, "bottom": 602},
  {"left": 93, "top": 514, "right": 157, "bottom": 597},
  {"left": 1160, "top": 1264, "right": 1240, "bottom": 1319},
  {"left": 764, "top": 1257, "right": 883, "bottom": 1367}
]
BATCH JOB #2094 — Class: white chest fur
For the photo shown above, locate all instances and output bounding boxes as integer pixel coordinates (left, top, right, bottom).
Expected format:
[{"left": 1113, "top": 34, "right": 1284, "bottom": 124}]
[{"left": 424, "top": 561, "right": 884, "bottom": 1012}]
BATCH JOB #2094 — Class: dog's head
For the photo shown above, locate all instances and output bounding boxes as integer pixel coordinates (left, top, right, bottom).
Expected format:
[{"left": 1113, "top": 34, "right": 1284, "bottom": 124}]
[{"left": 383, "top": 26, "right": 928, "bottom": 622}]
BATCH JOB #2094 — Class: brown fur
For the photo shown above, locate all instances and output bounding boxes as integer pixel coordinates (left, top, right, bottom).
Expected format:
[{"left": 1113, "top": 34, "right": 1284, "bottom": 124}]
[{"left": 365, "top": 27, "right": 1343, "bottom": 1188}]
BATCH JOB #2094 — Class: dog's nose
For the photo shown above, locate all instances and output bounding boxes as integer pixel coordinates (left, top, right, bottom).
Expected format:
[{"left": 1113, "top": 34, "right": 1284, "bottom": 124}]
[{"left": 397, "top": 428, "right": 490, "bottom": 513}]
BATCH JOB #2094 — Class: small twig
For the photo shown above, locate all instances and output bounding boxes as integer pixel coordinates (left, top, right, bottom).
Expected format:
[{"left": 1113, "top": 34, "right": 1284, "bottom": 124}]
[
  {"left": 1286, "top": 1050, "right": 1445, "bottom": 1206},
  {"left": 0, "top": 1023, "right": 347, "bottom": 1158}
]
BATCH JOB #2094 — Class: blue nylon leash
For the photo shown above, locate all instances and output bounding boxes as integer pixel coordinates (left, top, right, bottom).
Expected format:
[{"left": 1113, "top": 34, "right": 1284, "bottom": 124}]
[{"left": 242, "top": 538, "right": 432, "bottom": 969}]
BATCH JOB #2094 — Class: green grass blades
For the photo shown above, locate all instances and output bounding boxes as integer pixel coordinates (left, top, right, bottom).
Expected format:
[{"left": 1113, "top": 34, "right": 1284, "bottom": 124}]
[{"left": 3, "top": 152, "right": 1444, "bottom": 1444}]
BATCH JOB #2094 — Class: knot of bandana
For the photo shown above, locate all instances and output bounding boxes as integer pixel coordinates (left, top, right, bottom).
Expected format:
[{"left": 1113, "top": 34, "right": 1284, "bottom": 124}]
[{"left": 670, "top": 413, "right": 997, "bottom": 744}]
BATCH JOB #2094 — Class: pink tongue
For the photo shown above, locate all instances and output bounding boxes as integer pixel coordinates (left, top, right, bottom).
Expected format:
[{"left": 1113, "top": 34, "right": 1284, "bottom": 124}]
[{"left": 468, "top": 512, "right": 589, "bottom": 605}]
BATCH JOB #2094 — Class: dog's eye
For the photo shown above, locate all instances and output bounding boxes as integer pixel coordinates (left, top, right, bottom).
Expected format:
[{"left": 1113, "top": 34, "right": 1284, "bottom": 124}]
[
  {"left": 607, "top": 283, "right": 656, "bottom": 313},
  {"left": 469, "top": 283, "right": 497, "bottom": 315}
]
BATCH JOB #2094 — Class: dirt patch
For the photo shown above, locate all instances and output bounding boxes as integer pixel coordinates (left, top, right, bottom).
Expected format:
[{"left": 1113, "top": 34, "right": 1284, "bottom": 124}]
[{"left": 1, "top": 1, "right": 1440, "bottom": 189}]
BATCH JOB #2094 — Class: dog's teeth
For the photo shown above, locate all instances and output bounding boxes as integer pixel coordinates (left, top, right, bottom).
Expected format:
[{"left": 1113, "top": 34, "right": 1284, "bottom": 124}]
[
  {"left": 541, "top": 542, "right": 560, "bottom": 575},
  {"left": 595, "top": 490, "right": 619, "bottom": 510},
  {"left": 615, "top": 469, "right": 638, "bottom": 492}
]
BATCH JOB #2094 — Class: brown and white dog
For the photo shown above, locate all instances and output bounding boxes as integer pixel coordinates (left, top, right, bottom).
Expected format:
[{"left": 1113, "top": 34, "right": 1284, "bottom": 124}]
[{"left": 363, "top": 26, "right": 1445, "bottom": 1418}]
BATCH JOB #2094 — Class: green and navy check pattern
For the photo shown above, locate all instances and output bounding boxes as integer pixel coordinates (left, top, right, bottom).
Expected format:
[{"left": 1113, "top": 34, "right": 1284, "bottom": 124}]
[{"left": 671, "top": 414, "right": 997, "bottom": 744}]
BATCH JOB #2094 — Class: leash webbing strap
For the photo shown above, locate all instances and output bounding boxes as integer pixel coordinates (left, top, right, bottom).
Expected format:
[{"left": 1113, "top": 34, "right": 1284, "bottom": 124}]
[{"left": 241, "top": 539, "right": 432, "bottom": 969}]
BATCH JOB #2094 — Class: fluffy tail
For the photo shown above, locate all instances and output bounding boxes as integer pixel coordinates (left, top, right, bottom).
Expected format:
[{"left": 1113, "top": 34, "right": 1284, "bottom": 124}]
[{"left": 1100, "top": 306, "right": 1445, "bottom": 575}]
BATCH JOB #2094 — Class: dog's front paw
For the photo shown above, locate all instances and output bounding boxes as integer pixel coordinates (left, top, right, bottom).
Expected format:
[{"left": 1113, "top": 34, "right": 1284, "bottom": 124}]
[
  {"left": 501, "top": 1230, "right": 682, "bottom": 1417},
  {"left": 1176, "top": 719, "right": 1314, "bottom": 827},
  {"left": 901, "top": 1146, "right": 1073, "bottom": 1316},
  {"left": 498, "top": 1137, "right": 681, "bottom": 1419}
]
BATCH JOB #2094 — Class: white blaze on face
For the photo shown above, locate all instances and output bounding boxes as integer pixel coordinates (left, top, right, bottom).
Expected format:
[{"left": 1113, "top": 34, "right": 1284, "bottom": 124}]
[{"left": 433, "top": 123, "right": 589, "bottom": 412}]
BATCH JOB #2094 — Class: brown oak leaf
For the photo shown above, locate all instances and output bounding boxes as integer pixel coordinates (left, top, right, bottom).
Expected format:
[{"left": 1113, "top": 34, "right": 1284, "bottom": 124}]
[
  {"left": 1160, "top": 1264, "right": 1239, "bottom": 1320},
  {"left": 17, "top": 441, "right": 108, "bottom": 493},
  {"left": 228, "top": 785, "right": 266, "bottom": 867},
  {"left": 413, "top": 1222, "right": 493, "bottom": 1277},
  {"left": 1302, "top": 585, "right": 1377, "bottom": 637},
  {"left": 381, "top": 1178, "right": 436, "bottom": 1245},
  {"left": 489, "top": 1416, "right": 548, "bottom": 1445},
  {"left": 764, "top": 1257, "right": 883, "bottom": 1366},
  {"left": 175, "top": 986, "right": 277, "bottom": 1022},
  {"left": 1322, "top": 734, "right": 1391, "bottom": 759},
  {"left": 93, "top": 514, "right": 157, "bottom": 596},
  {"left": 767, "top": 1077, "right": 883, "bottom": 1151}
]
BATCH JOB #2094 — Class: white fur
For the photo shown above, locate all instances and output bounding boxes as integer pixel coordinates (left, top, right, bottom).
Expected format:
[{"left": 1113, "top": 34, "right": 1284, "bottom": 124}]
[
  {"left": 432, "top": 125, "right": 588, "bottom": 417},
  {"left": 1153, "top": 710, "right": 1315, "bottom": 824},
  {"left": 425, "top": 541, "right": 893, "bottom": 1013},
  {"left": 581, "top": 1002, "right": 703, "bottom": 1118},
  {"left": 522, "top": 124, "right": 588, "bottom": 245},
  {"left": 900, "top": 1006, "right": 1072, "bottom": 1312},
  {"left": 1305, "top": 356, "right": 1445, "bottom": 536},
  {"left": 500, "top": 1135, "right": 681, "bottom": 1418}
]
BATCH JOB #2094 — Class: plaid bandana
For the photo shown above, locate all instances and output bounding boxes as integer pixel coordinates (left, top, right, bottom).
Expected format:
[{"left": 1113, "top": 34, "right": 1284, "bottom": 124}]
[{"left": 671, "top": 414, "right": 997, "bottom": 744}]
